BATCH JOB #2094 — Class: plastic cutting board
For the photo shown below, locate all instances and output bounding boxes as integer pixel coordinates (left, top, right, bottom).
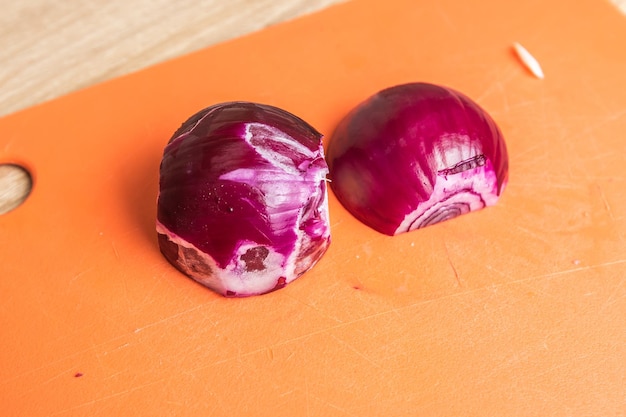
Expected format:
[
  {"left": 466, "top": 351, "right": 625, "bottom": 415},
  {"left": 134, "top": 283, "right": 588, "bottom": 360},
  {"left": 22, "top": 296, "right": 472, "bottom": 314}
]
[{"left": 1, "top": 0, "right": 626, "bottom": 415}]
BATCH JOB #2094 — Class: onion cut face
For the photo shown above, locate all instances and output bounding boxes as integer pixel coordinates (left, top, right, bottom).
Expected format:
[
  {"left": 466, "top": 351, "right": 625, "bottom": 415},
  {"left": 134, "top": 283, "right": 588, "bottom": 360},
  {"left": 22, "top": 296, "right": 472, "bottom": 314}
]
[
  {"left": 157, "top": 102, "right": 331, "bottom": 297},
  {"left": 326, "top": 83, "right": 509, "bottom": 236}
]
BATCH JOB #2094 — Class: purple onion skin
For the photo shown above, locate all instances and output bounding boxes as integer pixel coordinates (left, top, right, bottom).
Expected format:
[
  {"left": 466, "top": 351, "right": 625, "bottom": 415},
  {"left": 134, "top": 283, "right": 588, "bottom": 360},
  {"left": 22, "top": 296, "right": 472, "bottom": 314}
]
[
  {"left": 326, "top": 83, "right": 509, "bottom": 236},
  {"left": 157, "top": 102, "right": 331, "bottom": 297}
]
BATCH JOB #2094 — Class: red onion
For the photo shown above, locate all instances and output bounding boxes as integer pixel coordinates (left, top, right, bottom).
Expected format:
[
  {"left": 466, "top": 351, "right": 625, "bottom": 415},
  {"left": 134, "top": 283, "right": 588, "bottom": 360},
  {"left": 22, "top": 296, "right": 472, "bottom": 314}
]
[
  {"left": 326, "top": 82, "right": 508, "bottom": 236},
  {"left": 157, "top": 102, "right": 331, "bottom": 297}
]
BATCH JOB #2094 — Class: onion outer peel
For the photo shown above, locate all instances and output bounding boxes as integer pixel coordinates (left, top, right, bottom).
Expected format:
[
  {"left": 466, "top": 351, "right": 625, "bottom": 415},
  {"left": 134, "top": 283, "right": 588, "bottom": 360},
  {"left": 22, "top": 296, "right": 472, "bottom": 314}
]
[{"left": 157, "top": 102, "right": 331, "bottom": 297}]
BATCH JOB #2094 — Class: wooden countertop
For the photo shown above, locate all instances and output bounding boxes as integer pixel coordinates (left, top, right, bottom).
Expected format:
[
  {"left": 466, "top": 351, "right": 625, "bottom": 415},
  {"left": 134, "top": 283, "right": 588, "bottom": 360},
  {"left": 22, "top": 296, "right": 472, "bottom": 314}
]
[{"left": 0, "top": 0, "right": 624, "bottom": 213}]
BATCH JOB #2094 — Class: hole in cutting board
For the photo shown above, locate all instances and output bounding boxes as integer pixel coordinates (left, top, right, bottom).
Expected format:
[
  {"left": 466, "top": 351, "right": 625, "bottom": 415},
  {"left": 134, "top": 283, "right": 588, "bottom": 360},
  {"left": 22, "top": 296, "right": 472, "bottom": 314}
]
[{"left": 0, "top": 163, "right": 33, "bottom": 215}]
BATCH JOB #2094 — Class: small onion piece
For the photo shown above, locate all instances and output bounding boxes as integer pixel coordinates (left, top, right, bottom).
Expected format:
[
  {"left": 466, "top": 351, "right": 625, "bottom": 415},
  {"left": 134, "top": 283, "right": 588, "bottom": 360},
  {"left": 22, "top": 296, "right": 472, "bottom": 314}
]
[
  {"left": 157, "top": 102, "right": 331, "bottom": 297},
  {"left": 326, "top": 82, "right": 509, "bottom": 236}
]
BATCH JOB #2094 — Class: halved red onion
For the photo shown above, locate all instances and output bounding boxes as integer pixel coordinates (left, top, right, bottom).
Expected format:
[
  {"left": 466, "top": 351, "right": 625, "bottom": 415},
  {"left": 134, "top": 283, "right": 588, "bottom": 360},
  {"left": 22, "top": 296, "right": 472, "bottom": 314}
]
[
  {"left": 326, "top": 82, "right": 508, "bottom": 236},
  {"left": 157, "top": 102, "right": 330, "bottom": 297}
]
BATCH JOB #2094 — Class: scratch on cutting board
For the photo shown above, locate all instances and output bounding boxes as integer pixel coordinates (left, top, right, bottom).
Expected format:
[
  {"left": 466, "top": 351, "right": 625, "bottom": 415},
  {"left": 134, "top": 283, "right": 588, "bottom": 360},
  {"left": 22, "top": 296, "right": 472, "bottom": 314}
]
[
  {"left": 579, "top": 76, "right": 624, "bottom": 116},
  {"left": 191, "top": 261, "right": 626, "bottom": 373},
  {"left": 588, "top": 150, "right": 625, "bottom": 164},
  {"left": 517, "top": 281, "right": 574, "bottom": 307},
  {"left": 474, "top": 69, "right": 518, "bottom": 104},
  {"left": 597, "top": 184, "right": 616, "bottom": 221},
  {"left": 514, "top": 225, "right": 552, "bottom": 245},
  {"left": 39, "top": 366, "right": 80, "bottom": 386},
  {"left": 132, "top": 303, "right": 207, "bottom": 333},
  {"left": 533, "top": 352, "right": 596, "bottom": 378},
  {"left": 494, "top": 79, "right": 511, "bottom": 113},
  {"left": 305, "top": 376, "right": 311, "bottom": 417},
  {"left": 512, "top": 180, "right": 582, "bottom": 190},
  {"left": 69, "top": 268, "right": 94, "bottom": 284},
  {"left": 521, "top": 387, "right": 576, "bottom": 413},
  {"left": 599, "top": 276, "right": 626, "bottom": 314},
  {"left": 111, "top": 241, "right": 120, "bottom": 259},
  {"left": 1, "top": 136, "right": 16, "bottom": 153},
  {"left": 46, "top": 379, "right": 163, "bottom": 417},
  {"left": 30, "top": 260, "right": 626, "bottom": 392},
  {"left": 0, "top": 333, "right": 127, "bottom": 386},
  {"left": 568, "top": 108, "right": 626, "bottom": 142},
  {"left": 101, "top": 370, "right": 125, "bottom": 381},
  {"left": 519, "top": 172, "right": 626, "bottom": 187},
  {"left": 301, "top": 382, "right": 359, "bottom": 417},
  {"left": 512, "top": 142, "right": 545, "bottom": 161},
  {"left": 102, "top": 342, "right": 130, "bottom": 355},
  {"left": 442, "top": 240, "right": 462, "bottom": 288},
  {"left": 482, "top": 262, "right": 517, "bottom": 282},
  {"left": 1, "top": 303, "right": 212, "bottom": 386},
  {"left": 278, "top": 388, "right": 298, "bottom": 398},
  {"left": 530, "top": 259, "right": 626, "bottom": 281},
  {"left": 283, "top": 293, "right": 344, "bottom": 323},
  {"left": 91, "top": 341, "right": 111, "bottom": 376},
  {"left": 34, "top": 259, "right": 626, "bottom": 415},
  {"left": 330, "top": 334, "right": 382, "bottom": 369}
]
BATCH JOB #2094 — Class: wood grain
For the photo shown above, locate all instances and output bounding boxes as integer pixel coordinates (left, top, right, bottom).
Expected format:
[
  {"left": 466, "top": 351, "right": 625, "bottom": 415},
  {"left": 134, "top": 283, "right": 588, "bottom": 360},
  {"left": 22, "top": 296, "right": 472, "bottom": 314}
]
[
  {"left": 0, "top": 0, "right": 624, "bottom": 212},
  {"left": 0, "top": 0, "right": 344, "bottom": 118}
]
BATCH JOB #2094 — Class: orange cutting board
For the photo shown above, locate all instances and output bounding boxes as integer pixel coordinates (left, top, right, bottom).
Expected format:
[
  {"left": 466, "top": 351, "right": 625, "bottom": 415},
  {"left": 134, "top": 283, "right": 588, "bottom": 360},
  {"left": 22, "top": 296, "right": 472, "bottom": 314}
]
[{"left": 2, "top": 0, "right": 626, "bottom": 415}]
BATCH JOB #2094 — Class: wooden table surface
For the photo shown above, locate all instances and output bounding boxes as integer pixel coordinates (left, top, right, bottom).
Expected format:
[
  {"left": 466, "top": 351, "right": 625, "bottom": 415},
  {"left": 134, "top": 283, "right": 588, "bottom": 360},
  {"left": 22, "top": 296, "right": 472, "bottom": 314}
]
[{"left": 0, "top": 0, "right": 624, "bottom": 214}]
